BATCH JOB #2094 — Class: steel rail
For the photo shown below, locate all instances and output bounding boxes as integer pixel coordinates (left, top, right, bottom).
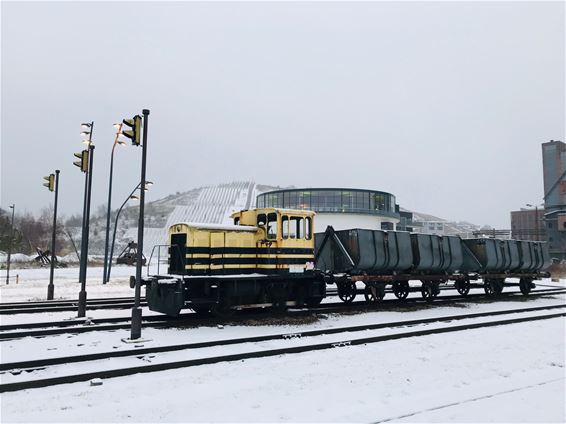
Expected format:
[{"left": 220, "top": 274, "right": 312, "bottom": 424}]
[
  {"left": 0, "top": 301, "right": 148, "bottom": 315},
  {"left": 0, "top": 296, "right": 144, "bottom": 309},
  {"left": 1, "top": 309, "right": 563, "bottom": 393}
]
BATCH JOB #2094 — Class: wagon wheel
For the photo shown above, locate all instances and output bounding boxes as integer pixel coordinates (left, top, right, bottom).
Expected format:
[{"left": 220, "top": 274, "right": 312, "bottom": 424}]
[
  {"left": 485, "top": 278, "right": 504, "bottom": 295},
  {"left": 393, "top": 282, "right": 410, "bottom": 300},
  {"left": 519, "top": 278, "right": 532, "bottom": 295},
  {"left": 421, "top": 283, "right": 436, "bottom": 301},
  {"left": 494, "top": 278, "right": 505, "bottom": 295},
  {"left": 483, "top": 279, "right": 495, "bottom": 296},
  {"left": 456, "top": 279, "right": 470, "bottom": 296},
  {"left": 338, "top": 281, "right": 357, "bottom": 303},
  {"left": 364, "top": 285, "right": 385, "bottom": 303}
]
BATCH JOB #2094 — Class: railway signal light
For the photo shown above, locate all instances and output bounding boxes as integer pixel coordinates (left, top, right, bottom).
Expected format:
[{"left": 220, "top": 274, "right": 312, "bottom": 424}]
[
  {"left": 73, "top": 150, "right": 89, "bottom": 172},
  {"left": 43, "top": 174, "right": 55, "bottom": 191},
  {"left": 122, "top": 115, "right": 142, "bottom": 146}
]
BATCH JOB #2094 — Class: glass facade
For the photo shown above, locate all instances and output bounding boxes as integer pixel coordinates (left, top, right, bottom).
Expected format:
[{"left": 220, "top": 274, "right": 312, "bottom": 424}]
[{"left": 257, "top": 188, "right": 400, "bottom": 219}]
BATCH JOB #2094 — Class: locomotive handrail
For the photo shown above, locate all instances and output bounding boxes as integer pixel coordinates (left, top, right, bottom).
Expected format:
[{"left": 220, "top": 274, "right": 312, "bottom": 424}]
[{"left": 147, "top": 244, "right": 184, "bottom": 276}]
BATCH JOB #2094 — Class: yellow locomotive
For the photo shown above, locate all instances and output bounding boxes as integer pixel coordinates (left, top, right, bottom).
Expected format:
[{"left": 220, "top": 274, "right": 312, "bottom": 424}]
[{"left": 145, "top": 208, "right": 326, "bottom": 316}]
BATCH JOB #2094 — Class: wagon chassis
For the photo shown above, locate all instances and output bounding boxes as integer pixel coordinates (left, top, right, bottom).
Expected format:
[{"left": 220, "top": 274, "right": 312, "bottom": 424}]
[{"left": 328, "top": 271, "right": 550, "bottom": 303}]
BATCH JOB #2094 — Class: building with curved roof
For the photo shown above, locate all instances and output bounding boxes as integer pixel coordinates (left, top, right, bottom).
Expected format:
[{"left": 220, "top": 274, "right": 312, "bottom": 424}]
[{"left": 256, "top": 188, "right": 401, "bottom": 232}]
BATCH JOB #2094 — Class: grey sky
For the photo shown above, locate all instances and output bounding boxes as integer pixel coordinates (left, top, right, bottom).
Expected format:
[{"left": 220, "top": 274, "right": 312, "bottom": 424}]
[{"left": 1, "top": 1, "right": 564, "bottom": 228}]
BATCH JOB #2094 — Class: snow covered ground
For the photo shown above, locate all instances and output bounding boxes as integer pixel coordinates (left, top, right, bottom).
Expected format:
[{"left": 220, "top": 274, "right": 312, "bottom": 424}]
[
  {"left": 0, "top": 264, "right": 158, "bottom": 303},
  {"left": 0, "top": 268, "right": 565, "bottom": 422}
]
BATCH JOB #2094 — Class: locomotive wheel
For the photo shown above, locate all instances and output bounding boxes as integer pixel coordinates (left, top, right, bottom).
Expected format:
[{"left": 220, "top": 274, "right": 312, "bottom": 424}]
[
  {"left": 191, "top": 305, "right": 211, "bottom": 316},
  {"left": 520, "top": 278, "right": 532, "bottom": 295},
  {"left": 456, "top": 279, "right": 470, "bottom": 296},
  {"left": 272, "top": 297, "right": 288, "bottom": 313},
  {"left": 393, "top": 282, "right": 410, "bottom": 300},
  {"left": 364, "top": 285, "right": 385, "bottom": 303},
  {"left": 305, "top": 297, "right": 323, "bottom": 307},
  {"left": 338, "top": 282, "right": 357, "bottom": 303},
  {"left": 211, "top": 298, "right": 234, "bottom": 319}
]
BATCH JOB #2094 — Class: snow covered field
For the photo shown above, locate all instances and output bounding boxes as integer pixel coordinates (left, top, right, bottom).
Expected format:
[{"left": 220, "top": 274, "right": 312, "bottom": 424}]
[
  {"left": 1, "top": 267, "right": 565, "bottom": 422},
  {"left": 0, "top": 264, "right": 158, "bottom": 303}
]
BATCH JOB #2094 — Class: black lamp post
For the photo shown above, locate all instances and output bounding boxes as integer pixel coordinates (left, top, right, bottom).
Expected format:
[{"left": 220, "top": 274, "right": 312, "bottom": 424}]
[
  {"left": 106, "top": 180, "right": 153, "bottom": 283},
  {"left": 77, "top": 122, "right": 94, "bottom": 318},
  {"left": 102, "top": 124, "right": 126, "bottom": 284},
  {"left": 5, "top": 204, "right": 15, "bottom": 285}
]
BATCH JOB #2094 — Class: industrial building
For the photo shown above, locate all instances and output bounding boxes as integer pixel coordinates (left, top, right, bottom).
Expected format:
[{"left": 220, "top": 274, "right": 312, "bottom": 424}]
[
  {"left": 510, "top": 208, "right": 546, "bottom": 242},
  {"left": 542, "top": 140, "right": 566, "bottom": 259}
]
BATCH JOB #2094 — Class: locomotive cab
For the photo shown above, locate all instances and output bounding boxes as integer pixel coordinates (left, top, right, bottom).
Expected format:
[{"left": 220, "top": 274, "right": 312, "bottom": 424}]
[{"left": 231, "top": 208, "right": 315, "bottom": 272}]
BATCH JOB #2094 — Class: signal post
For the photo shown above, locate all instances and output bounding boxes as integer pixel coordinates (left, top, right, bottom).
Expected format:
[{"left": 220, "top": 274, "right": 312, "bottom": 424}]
[
  {"left": 76, "top": 122, "right": 94, "bottom": 318},
  {"left": 43, "top": 170, "right": 60, "bottom": 300}
]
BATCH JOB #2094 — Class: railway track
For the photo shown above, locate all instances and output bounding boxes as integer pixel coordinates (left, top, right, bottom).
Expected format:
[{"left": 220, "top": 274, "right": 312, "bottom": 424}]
[
  {"left": 0, "top": 297, "right": 147, "bottom": 315},
  {"left": 2, "top": 287, "right": 565, "bottom": 340},
  {"left": 1, "top": 304, "right": 564, "bottom": 393}
]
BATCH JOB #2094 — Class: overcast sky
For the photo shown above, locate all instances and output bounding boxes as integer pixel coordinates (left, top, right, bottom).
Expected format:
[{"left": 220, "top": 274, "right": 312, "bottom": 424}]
[{"left": 1, "top": 1, "right": 564, "bottom": 228}]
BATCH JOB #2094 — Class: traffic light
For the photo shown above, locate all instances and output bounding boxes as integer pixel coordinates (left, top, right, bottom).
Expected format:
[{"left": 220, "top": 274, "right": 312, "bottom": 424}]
[
  {"left": 43, "top": 174, "right": 55, "bottom": 192},
  {"left": 73, "top": 150, "right": 89, "bottom": 172},
  {"left": 122, "top": 115, "right": 142, "bottom": 145}
]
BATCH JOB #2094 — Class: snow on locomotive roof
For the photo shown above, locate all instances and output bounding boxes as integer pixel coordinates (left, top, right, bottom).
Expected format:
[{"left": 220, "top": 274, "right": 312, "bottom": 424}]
[
  {"left": 171, "top": 222, "right": 258, "bottom": 232},
  {"left": 253, "top": 208, "right": 315, "bottom": 214}
]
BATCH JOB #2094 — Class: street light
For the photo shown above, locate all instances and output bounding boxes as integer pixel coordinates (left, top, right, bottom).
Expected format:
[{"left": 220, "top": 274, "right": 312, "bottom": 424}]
[
  {"left": 526, "top": 203, "right": 544, "bottom": 241},
  {"left": 76, "top": 121, "right": 95, "bottom": 318},
  {"left": 5, "top": 204, "right": 15, "bottom": 285},
  {"left": 44, "top": 170, "right": 60, "bottom": 300},
  {"left": 102, "top": 123, "right": 127, "bottom": 285},
  {"left": 106, "top": 181, "right": 153, "bottom": 283}
]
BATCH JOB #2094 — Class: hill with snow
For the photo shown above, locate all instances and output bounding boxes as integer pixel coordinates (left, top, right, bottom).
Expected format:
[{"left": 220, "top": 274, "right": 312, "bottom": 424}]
[{"left": 67, "top": 181, "right": 481, "bottom": 259}]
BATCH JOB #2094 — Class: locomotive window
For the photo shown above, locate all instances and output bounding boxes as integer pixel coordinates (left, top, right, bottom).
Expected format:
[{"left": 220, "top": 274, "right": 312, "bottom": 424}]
[
  {"left": 267, "top": 213, "right": 277, "bottom": 240},
  {"left": 305, "top": 217, "right": 312, "bottom": 240},
  {"left": 234, "top": 217, "right": 240, "bottom": 225},
  {"left": 257, "top": 214, "right": 267, "bottom": 226},
  {"left": 290, "top": 216, "right": 303, "bottom": 239},
  {"left": 282, "top": 216, "right": 289, "bottom": 239}
]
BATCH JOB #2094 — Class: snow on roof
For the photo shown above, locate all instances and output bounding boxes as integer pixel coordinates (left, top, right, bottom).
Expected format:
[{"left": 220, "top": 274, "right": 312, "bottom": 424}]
[{"left": 171, "top": 222, "right": 258, "bottom": 232}]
